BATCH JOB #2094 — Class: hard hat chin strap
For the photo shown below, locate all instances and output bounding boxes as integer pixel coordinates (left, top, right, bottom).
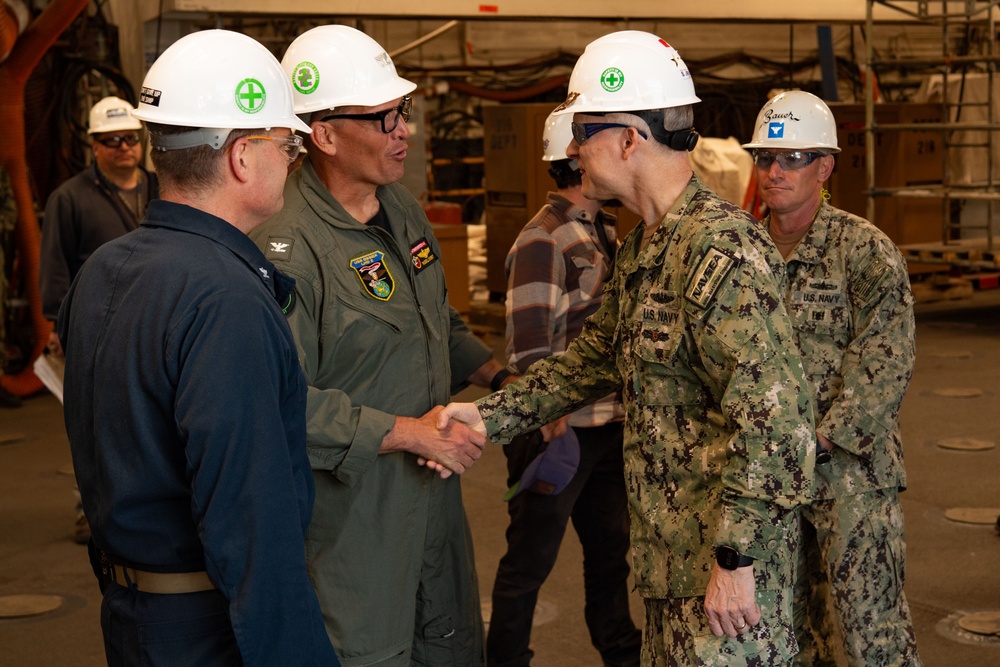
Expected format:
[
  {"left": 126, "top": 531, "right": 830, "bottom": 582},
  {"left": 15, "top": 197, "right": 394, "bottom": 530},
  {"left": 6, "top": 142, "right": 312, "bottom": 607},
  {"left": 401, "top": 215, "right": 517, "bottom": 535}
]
[
  {"left": 630, "top": 110, "right": 700, "bottom": 152},
  {"left": 151, "top": 128, "right": 234, "bottom": 151}
]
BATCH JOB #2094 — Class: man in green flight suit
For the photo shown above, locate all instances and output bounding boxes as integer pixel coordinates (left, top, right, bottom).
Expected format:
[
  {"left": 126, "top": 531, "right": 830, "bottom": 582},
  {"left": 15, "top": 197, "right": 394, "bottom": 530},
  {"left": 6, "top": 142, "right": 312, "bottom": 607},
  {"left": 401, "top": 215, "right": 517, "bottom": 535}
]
[
  {"left": 436, "top": 31, "right": 817, "bottom": 666},
  {"left": 250, "top": 25, "right": 505, "bottom": 666}
]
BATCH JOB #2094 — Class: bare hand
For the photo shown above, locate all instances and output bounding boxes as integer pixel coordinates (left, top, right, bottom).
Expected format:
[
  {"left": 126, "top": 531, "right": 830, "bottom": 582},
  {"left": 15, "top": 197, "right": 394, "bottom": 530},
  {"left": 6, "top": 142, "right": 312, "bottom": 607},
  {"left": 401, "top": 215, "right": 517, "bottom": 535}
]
[
  {"left": 386, "top": 406, "right": 485, "bottom": 476},
  {"left": 704, "top": 562, "right": 761, "bottom": 638},
  {"left": 417, "top": 455, "right": 453, "bottom": 479},
  {"left": 47, "top": 332, "right": 65, "bottom": 361},
  {"left": 817, "top": 432, "right": 835, "bottom": 452},
  {"left": 435, "top": 402, "right": 487, "bottom": 436},
  {"left": 540, "top": 415, "right": 570, "bottom": 443}
]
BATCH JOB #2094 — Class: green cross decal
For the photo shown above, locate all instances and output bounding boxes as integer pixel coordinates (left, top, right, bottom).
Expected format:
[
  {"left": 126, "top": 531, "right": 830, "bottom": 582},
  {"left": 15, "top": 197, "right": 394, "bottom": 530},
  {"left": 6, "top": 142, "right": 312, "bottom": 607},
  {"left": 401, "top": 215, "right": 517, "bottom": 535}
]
[
  {"left": 600, "top": 67, "right": 624, "bottom": 93},
  {"left": 235, "top": 78, "right": 267, "bottom": 114}
]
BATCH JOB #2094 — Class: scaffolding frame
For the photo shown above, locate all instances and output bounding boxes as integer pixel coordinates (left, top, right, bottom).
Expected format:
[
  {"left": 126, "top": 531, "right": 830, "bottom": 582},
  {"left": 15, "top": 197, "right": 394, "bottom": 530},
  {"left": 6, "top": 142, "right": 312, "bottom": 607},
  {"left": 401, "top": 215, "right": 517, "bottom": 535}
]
[{"left": 866, "top": 0, "right": 1000, "bottom": 259}]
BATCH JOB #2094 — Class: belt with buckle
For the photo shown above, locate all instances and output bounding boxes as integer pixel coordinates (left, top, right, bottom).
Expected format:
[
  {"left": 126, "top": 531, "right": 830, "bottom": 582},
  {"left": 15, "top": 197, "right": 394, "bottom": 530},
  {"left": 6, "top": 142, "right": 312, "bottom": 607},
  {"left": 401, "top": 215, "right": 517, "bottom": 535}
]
[{"left": 110, "top": 564, "right": 216, "bottom": 594}]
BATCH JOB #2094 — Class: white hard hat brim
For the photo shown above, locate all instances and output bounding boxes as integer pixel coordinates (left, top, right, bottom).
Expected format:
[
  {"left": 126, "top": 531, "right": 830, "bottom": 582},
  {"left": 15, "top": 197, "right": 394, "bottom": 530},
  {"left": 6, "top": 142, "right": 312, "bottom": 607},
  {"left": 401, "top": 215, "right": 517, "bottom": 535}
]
[
  {"left": 741, "top": 138, "right": 841, "bottom": 154},
  {"left": 88, "top": 119, "right": 143, "bottom": 135},
  {"left": 550, "top": 94, "right": 702, "bottom": 117},
  {"left": 132, "top": 109, "right": 312, "bottom": 135}
]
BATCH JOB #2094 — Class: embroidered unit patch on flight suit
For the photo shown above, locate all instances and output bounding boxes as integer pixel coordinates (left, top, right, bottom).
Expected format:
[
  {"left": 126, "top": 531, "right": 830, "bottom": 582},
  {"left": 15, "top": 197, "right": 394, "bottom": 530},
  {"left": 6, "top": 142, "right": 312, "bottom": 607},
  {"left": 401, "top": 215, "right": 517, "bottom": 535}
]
[
  {"left": 264, "top": 237, "right": 295, "bottom": 261},
  {"left": 351, "top": 250, "right": 395, "bottom": 301},
  {"left": 685, "top": 247, "right": 736, "bottom": 308},
  {"left": 409, "top": 237, "right": 439, "bottom": 273}
]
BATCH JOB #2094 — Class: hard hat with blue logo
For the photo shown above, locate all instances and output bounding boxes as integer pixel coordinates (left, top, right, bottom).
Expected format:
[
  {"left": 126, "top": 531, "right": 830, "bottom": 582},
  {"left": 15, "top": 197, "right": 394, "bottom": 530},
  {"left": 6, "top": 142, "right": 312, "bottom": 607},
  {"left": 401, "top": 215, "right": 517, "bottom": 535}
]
[{"left": 742, "top": 90, "right": 840, "bottom": 153}]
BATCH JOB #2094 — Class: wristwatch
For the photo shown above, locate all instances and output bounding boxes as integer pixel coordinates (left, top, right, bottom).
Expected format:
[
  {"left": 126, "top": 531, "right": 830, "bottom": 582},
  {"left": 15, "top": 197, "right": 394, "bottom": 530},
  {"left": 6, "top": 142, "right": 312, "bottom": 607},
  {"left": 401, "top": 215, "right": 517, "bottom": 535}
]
[{"left": 716, "top": 546, "right": 754, "bottom": 570}]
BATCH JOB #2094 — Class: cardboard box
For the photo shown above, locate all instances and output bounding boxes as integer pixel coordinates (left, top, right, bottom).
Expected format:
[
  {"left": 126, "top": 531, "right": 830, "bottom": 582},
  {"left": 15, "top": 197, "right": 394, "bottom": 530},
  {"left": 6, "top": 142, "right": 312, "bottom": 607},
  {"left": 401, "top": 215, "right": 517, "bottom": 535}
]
[
  {"left": 431, "top": 223, "right": 470, "bottom": 314},
  {"left": 483, "top": 103, "right": 645, "bottom": 296},
  {"left": 828, "top": 103, "right": 945, "bottom": 245},
  {"left": 483, "top": 103, "right": 555, "bottom": 296}
]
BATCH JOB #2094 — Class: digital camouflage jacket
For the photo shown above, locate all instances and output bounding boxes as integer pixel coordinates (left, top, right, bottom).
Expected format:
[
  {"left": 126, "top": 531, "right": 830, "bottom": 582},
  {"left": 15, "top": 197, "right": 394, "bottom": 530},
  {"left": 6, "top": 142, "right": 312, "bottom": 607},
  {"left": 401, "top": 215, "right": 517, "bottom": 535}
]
[
  {"left": 478, "top": 174, "right": 817, "bottom": 600},
  {"left": 771, "top": 201, "right": 915, "bottom": 499}
]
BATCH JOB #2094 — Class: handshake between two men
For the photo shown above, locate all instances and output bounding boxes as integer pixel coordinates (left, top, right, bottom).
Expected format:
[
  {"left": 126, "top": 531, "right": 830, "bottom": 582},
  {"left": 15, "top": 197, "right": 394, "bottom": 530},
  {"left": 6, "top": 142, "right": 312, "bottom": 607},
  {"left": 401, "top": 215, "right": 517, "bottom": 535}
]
[
  {"left": 393, "top": 403, "right": 487, "bottom": 479},
  {"left": 411, "top": 401, "right": 573, "bottom": 478}
]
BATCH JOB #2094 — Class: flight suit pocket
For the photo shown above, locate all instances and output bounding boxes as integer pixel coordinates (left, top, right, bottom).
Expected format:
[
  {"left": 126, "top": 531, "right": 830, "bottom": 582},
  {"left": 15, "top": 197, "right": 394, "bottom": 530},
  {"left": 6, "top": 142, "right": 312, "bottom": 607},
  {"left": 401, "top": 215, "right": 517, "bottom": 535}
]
[{"left": 335, "top": 291, "right": 403, "bottom": 334}]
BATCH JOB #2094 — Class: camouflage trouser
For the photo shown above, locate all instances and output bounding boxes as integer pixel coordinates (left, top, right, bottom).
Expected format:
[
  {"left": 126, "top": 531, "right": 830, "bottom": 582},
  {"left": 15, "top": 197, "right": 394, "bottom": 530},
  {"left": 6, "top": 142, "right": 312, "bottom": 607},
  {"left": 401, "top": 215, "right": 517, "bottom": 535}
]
[
  {"left": 642, "top": 587, "right": 796, "bottom": 667},
  {"left": 793, "top": 488, "right": 922, "bottom": 667}
]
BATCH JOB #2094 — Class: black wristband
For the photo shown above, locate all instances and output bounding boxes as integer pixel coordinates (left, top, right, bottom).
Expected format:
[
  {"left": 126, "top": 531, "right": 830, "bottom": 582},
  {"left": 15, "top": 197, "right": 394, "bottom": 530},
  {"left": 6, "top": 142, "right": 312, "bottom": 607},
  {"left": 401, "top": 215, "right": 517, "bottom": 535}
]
[
  {"left": 490, "top": 369, "right": 512, "bottom": 392},
  {"left": 716, "top": 546, "right": 754, "bottom": 570}
]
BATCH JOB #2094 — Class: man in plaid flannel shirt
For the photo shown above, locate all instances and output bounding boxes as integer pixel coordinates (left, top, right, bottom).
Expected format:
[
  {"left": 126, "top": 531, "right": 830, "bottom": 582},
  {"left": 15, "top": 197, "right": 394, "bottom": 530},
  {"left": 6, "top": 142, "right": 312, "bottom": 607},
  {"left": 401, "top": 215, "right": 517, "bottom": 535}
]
[{"left": 487, "top": 110, "right": 641, "bottom": 667}]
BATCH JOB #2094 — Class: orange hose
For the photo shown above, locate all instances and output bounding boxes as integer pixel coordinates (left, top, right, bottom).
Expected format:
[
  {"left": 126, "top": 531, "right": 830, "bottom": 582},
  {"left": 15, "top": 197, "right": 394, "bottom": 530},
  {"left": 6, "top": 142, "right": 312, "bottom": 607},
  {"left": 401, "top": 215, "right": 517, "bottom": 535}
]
[
  {"left": 0, "top": 5, "right": 18, "bottom": 63},
  {"left": 0, "top": 0, "right": 89, "bottom": 396}
]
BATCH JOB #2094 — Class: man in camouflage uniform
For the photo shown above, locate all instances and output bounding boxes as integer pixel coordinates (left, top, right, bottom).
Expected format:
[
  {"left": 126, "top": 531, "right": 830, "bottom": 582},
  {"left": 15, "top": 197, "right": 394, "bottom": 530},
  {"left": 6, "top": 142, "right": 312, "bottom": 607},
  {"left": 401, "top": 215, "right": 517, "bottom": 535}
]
[
  {"left": 436, "top": 31, "right": 816, "bottom": 666},
  {"left": 744, "top": 91, "right": 921, "bottom": 666}
]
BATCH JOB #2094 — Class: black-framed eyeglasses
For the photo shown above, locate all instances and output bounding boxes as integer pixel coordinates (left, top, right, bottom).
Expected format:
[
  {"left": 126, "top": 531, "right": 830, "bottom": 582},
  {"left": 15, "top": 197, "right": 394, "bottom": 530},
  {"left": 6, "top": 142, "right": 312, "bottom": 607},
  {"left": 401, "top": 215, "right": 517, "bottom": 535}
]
[
  {"left": 96, "top": 133, "right": 141, "bottom": 149},
  {"left": 571, "top": 122, "right": 648, "bottom": 145},
  {"left": 751, "top": 149, "right": 823, "bottom": 171},
  {"left": 246, "top": 133, "right": 304, "bottom": 162},
  {"left": 319, "top": 95, "right": 413, "bottom": 134}
]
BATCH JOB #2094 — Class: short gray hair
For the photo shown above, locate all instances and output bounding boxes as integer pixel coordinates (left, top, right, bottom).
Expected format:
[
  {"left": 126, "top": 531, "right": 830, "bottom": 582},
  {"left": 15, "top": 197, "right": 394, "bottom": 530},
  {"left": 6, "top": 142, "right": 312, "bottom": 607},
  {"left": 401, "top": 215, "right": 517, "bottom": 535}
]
[{"left": 602, "top": 105, "right": 695, "bottom": 151}]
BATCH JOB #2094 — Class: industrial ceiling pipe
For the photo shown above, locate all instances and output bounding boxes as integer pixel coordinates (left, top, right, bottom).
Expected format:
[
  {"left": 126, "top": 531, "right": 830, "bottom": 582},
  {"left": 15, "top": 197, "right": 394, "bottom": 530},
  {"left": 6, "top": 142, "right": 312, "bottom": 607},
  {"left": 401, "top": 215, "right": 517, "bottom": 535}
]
[{"left": 0, "top": 0, "right": 89, "bottom": 397}]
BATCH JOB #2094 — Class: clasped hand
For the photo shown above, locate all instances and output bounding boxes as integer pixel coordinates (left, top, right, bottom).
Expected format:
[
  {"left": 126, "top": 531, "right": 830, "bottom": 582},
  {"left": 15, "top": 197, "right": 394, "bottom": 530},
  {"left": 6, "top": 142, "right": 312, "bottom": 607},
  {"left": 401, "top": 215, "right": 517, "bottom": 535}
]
[
  {"left": 402, "top": 404, "right": 486, "bottom": 479},
  {"left": 411, "top": 403, "right": 487, "bottom": 479}
]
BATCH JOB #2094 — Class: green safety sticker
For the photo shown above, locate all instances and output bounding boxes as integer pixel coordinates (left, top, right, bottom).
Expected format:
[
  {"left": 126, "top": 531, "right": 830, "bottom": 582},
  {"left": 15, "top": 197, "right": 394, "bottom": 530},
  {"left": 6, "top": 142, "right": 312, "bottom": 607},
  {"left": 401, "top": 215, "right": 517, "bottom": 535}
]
[
  {"left": 600, "top": 67, "right": 624, "bottom": 92},
  {"left": 235, "top": 78, "right": 267, "bottom": 114},
  {"left": 292, "top": 62, "right": 320, "bottom": 95}
]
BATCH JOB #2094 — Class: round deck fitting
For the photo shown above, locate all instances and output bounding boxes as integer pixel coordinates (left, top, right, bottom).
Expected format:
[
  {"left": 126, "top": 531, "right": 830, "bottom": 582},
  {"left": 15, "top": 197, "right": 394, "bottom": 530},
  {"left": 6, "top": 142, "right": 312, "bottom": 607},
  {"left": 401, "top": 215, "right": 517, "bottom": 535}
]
[
  {"left": 0, "top": 594, "right": 64, "bottom": 619},
  {"left": 936, "top": 438, "right": 996, "bottom": 451},
  {"left": 943, "top": 508, "right": 1000, "bottom": 525}
]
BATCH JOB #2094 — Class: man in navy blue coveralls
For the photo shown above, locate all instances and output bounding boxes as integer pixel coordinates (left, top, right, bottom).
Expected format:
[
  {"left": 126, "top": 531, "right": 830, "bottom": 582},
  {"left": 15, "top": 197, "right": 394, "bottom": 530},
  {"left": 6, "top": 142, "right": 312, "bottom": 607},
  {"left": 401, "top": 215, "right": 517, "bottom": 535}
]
[{"left": 57, "top": 30, "right": 339, "bottom": 666}]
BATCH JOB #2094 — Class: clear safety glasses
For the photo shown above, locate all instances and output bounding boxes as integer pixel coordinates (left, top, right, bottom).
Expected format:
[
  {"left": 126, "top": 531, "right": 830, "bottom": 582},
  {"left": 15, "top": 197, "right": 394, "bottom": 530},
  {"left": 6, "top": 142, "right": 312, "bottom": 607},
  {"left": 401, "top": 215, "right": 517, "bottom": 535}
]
[
  {"left": 246, "top": 133, "right": 305, "bottom": 162},
  {"left": 751, "top": 149, "right": 823, "bottom": 171}
]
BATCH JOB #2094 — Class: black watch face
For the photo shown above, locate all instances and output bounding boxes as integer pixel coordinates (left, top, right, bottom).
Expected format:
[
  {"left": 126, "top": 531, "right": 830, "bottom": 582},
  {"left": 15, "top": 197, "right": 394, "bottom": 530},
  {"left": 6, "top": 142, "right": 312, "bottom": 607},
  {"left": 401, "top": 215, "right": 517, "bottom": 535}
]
[{"left": 717, "top": 546, "right": 736, "bottom": 569}]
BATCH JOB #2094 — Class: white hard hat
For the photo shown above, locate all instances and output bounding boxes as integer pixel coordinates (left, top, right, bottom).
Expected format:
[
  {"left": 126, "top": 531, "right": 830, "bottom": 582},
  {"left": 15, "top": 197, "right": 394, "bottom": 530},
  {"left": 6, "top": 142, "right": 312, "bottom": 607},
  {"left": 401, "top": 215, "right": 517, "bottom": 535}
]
[
  {"left": 542, "top": 110, "right": 574, "bottom": 161},
  {"left": 742, "top": 90, "right": 841, "bottom": 153},
  {"left": 552, "top": 30, "right": 700, "bottom": 117},
  {"left": 133, "top": 30, "right": 310, "bottom": 149},
  {"left": 281, "top": 25, "right": 417, "bottom": 115},
  {"left": 88, "top": 96, "right": 142, "bottom": 135}
]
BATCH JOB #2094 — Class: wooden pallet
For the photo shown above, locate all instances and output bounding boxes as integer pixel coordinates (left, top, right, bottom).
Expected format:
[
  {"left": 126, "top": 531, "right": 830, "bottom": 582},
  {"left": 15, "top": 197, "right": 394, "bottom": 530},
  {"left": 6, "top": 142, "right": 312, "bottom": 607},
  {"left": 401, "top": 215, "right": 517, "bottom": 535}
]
[
  {"left": 899, "top": 237, "right": 1000, "bottom": 270},
  {"left": 911, "top": 276, "right": 975, "bottom": 303}
]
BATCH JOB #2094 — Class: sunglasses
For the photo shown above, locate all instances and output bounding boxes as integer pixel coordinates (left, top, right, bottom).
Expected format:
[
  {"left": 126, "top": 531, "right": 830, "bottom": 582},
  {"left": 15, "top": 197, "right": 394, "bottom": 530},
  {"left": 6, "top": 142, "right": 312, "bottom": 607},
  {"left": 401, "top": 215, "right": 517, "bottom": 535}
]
[
  {"left": 319, "top": 95, "right": 413, "bottom": 134},
  {"left": 751, "top": 149, "right": 823, "bottom": 171},
  {"left": 571, "top": 122, "right": 648, "bottom": 145},
  {"left": 96, "top": 133, "right": 141, "bottom": 149},
  {"left": 246, "top": 134, "right": 304, "bottom": 162}
]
